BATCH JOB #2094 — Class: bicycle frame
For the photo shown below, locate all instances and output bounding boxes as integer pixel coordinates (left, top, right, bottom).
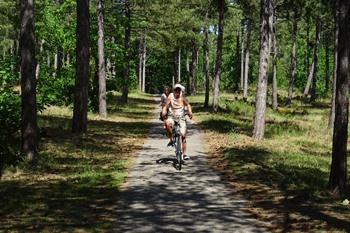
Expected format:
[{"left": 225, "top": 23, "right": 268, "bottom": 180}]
[{"left": 172, "top": 118, "right": 183, "bottom": 170}]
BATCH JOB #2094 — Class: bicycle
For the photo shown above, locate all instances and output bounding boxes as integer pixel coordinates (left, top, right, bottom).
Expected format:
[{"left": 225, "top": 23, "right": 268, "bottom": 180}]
[{"left": 172, "top": 116, "right": 185, "bottom": 170}]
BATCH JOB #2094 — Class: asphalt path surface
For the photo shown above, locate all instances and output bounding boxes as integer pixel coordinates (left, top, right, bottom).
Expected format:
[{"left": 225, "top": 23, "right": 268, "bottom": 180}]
[{"left": 114, "top": 98, "right": 267, "bottom": 233}]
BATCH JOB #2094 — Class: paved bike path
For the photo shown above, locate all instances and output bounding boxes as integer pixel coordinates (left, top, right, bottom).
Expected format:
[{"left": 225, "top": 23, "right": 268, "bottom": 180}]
[{"left": 114, "top": 99, "right": 267, "bottom": 233}]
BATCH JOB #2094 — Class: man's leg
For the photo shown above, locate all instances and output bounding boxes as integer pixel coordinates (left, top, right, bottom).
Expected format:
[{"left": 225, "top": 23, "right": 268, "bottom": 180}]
[
  {"left": 180, "top": 119, "right": 189, "bottom": 160},
  {"left": 165, "top": 118, "right": 174, "bottom": 147},
  {"left": 182, "top": 136, "right": 187, "bottom": 155}
]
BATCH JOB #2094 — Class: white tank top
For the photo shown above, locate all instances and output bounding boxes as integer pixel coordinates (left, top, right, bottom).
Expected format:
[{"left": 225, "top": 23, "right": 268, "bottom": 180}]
[{"left": 170, "top": 97, "right": 184, "bottom": 117}]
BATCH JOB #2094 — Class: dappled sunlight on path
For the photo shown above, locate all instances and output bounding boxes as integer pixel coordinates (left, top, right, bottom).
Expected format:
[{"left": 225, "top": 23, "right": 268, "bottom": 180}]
[{"left": 114, "top": 100, "right": 267, "bottom": 232}]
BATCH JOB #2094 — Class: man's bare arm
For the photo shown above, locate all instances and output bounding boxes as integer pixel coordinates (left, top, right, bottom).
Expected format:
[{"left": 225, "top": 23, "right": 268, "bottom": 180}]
[
  {"left": 162, "top": 98, "right": 171, "bottom": 118},
  {"left": 183, "top": 98, "right": 193, "bottom": 118}
]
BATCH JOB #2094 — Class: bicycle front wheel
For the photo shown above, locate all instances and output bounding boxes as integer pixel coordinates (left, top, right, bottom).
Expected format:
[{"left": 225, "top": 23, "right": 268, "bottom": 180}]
[{"left": 175, "top": 135, "right": 182, "bottom": 170}]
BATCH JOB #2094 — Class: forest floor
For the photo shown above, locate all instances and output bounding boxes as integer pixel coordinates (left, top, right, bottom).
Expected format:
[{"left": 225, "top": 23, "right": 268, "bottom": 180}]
[
  {"left": 0, "top": 91, "right": 349, "bottom": 232},
  {"left": 189, "top": 92, "right": 350, "bottom": 233},
  {"left": 0, "top": 92, "right": 156, "bottom": 232}
]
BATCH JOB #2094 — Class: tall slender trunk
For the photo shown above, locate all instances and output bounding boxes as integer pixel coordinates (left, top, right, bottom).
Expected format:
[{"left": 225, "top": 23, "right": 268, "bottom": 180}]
[
  {"left": 240, "top": 25, "right": 245, "bottom": 91},
  {"left": 47, "top": 51, "right": 50, "bottom": 67},
  {"left": 97, "top": 0, "right": 106, "bottom": 118},
  {"left": 57, "top": 47, "right": 63, "bottom": 73},
  {"left": 177, "top": 48, "right": 181, "bottom": 83},
  {"left": 305, "top": 20, "right": 310, "bottom": 78},
  {"left": 20, "top": 0, "right": 38, "bottom": 161},
  {"left": 121, "top": 0, "right": 130, "bottom": 103},
  {"left": 212, "top": 0, "right": 225, "bottom": 112},
  {"left": 53, "top": 52, "right": 58, "bottom": 78},
  {"left": 243, "top": 19, "right": 251, "bottom": 100},
  {"left": 325, "top": 32, "right": 330, "bottom": 92},
  {"left": 253, "top": 0, "right": 272, "bottom": 140},
  {"left": 287, "top": 11, "right": 298, "bottom": 105},
  {"left": 72, "top": 0, "right": 90, "bottom": 133},
  {"left": 271, "top": 8, "right": 278, "bottom": 109},
  {"left": 191, "top": 36, "right": 198, "bottom": 94},
  {"left": 235, "top": 27, "right": 240, "bottom": 91},
  {"left": 142, "top": 39, "right": 146, "bottom": 92},
  {"left": 203, "top": 11, "right": 210, "bottom": 109},
  {"left": 35, "top": 40, "right": 44, "bottom": 79},
  {"left": 329, "top": 1, "right": 339, "bottom": 128},
  {"left": 329, "top": 0, "right": 349, "bottom": 196},
  {"left": 310, "top": 22, "right": 322, "bottom": 102},
  {"left": 304, "top": 22, "right": 321, "bottom": 98},
  {"left": 138, "top": 35, "right": 143, "bottom": 91}
]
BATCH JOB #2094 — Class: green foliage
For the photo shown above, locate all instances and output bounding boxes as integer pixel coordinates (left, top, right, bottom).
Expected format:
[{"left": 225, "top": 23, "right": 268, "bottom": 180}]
[
  {"left": 37, "top": 65, "right": 75, "bottom": 107},
  {"left": 0, "top": 56, "right": 21, "bottom": 171}
]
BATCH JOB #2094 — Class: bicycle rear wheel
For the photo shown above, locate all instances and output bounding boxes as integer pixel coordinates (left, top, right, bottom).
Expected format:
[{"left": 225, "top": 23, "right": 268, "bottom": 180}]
[{"left": 175, "top": 135, "right": 182, "bottom": 170}]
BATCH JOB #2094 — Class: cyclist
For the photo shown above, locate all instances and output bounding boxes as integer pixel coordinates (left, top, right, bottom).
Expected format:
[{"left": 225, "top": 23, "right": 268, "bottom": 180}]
[
  {"left": 162, "top": 84, "right": 193, "bottom": 160},
  {"left": 160, "top": 86, "right": 170, "bottom": 108},
  {"left": 159, "top": 86, "right": 170, "bottom": 123}
]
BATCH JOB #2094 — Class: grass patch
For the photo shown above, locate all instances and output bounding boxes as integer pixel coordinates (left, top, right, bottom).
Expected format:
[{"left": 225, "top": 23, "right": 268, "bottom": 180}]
[
  {"left": 0, "top": 91, "right": 156, "bottom": 232},
  {"left": 189, "top": 92, "right": 350, "bottom": 232}
]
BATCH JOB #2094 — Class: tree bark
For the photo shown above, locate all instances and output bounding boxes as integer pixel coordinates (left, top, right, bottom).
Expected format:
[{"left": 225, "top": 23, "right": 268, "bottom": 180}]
[
  {"left": 271, "top": 7, "right": 278, "bottom": 110},
  {"left": 35, "top": 40, "right": 44, "bottom": 80},
  {"left": 253, "top": 0, "right": 272, "bottom": 140},
  {"left": 20, "top": 0, "right": 38, "bottom": 162},
  {"left": 310, "top": 22, "right": 322, "bottom": 102},
  {"left": 72, "top": 0, "right": 90, "bottom": 133},
  {"left": 329, "top": 0, "right": 339, "bottom": 128},
  {"left": 240, "top": 25, "right": 245, "bottom": 91},
  {"left": 142, "top": 39, "right": 146, "bottom": 92},
  {"left": 203, "top": 11, "right": 210, "bottom": 109},
  {"left": 191, "top": 36, "right": 198, "bottom": 94},
  {"left": 177, "top": 48, "right": 181, "bottom": 83},
  {"left": 212, "top": 0, "right": 225, "bottom": 113},
  {"left": 97, "top": 0, "right": 107, "bottom": 118},
  {"left": 287, "top": 11, "right": 298, "bottom": 105},
  {"left": 138, "top": 35, "right": 143, "bottom": 91},
  {"left": 325, "top": 32, "right": 330, "bottom": 92},
  {"left": 121, "top": 0, "right": 130, "bottom": 103},
  {"left": 304, "top": 22, "right": 321, "bottom": 98},
  {"left": 329, "top": 0, "right": 349, "bottom": 196},
  {"left": 243, "top": 19, "right": 251, "bottom": 100}
]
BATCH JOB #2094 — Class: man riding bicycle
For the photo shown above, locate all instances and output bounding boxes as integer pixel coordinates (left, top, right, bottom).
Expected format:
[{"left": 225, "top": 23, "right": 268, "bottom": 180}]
[{"left": 162, "top": 84, "right": 193, "bottom": 160}]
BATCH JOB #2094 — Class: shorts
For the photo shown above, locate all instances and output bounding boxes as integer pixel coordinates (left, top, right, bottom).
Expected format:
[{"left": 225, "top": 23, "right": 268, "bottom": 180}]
[{"left": 165, "top": 117, "right": 187, "bottom": 137}]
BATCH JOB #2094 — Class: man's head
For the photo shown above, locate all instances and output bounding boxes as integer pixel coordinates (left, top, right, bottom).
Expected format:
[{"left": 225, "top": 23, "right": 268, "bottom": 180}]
[{"left": 173, "top": 84, "right": 185, "bottom": 98}]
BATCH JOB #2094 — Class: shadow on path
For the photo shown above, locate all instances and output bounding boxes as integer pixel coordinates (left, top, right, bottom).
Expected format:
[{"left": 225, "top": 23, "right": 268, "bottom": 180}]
[{"left": 114, "top": 105, "right": 267, "bottom": 232}]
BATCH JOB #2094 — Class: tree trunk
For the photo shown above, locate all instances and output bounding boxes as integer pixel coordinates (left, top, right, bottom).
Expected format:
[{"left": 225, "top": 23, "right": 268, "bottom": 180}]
[
  {"left": 304, "top": 22, "right": 321, "bottom": 98},
  {"left": 243, "top": 19, "right": 251, "bottom": 100},
  {"left": 325, "top": 32, "right": 330, "bottom": 92},
  {"left": 121, "top": 0, "right": 130, "bottom": 103},
  {"left": 253, "top": 0, "right": 272, "bottom": 140},
  {"left": 212, "top": 0, "right": 225, "bottom": 113},
  {"left": 309, "top": 22, "right": 322, "bottom": 102},
  {"left": 47, "top": 51, "right": 50, "bottom": 67},
  {"left": 240, "top": 25, "right": 245, "bottom": 91},
  {"left": 35, "top": 40, "right": 44, "bottom": 80},
  {"left": 138, "top": 35, "right": 143, "bottom": 91},
  {"left": 271, "top": 8, "right": 278, "bottom": 110},
  {"left": 97, "top": 0, "right": 107, "bottom": 118},
  {"left": 287, "top": 11, "right": 298, "bottom": 105},
  {"left": 203, "top": 11, "right": 210, "bottom": 109},
  {"left": 177, "top": 48, "right": 181, "bottom": 83},
  {"left": 305, "top": 20, "right": 310, "bottom": 79},
  {"left": 191, "top": 36, "right": 198, "bottom": 94},
  {"left": 329, "top": 0, "right": 339, "bottom": 128},
  {"left": 329, "top": 0, "right": 349, "bottom": 196},
  {"left": 57, "top": 47, "right": 63, "bottom": 73},
  {"left": 142, "top": 39, "right": 146, "bottom": 92},
  {"left": 20, "top": 0, "right": 38, "bottom": 162},
  {"left": 72, "top": 0, "right": 90, "bottom": 133}
]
